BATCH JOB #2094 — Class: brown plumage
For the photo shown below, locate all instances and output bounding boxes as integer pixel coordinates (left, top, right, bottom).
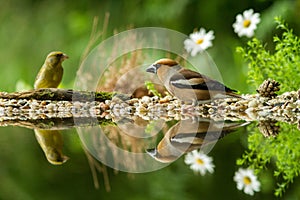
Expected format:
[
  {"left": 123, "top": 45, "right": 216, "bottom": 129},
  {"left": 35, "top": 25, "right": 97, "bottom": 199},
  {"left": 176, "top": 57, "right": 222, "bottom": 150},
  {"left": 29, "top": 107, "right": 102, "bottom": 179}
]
[
  {"left": 146, "top": 58, "right": 239, "bottom": 102},
  {"left": 146, "top": 119, "right": 249, "bottom": 163}
]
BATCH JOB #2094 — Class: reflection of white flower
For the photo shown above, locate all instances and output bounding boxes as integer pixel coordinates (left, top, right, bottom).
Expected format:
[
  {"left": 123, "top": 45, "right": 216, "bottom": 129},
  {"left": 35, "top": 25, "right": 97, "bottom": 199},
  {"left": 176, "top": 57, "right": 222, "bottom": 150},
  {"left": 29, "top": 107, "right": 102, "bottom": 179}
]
[
  {"left": 234, "top": 168, "right": 261, "bottom": 196},
  {"left": 184, "top": 150, "right": 215, "bottom": 175},
  {"left": 233, "top": 9, "right": 260, "bottom": 38},
  {"left": 184, "top": 28, "right": 215, "bottom": 56}
]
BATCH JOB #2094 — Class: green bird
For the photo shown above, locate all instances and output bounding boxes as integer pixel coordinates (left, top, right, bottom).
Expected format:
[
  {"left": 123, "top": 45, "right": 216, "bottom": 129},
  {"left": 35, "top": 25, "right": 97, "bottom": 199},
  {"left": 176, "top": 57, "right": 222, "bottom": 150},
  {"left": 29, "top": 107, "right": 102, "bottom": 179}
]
[
  {"left": 33, "top": 51, "right": 69, "bottom": 165},
  {"left": 34, "top": 51, "right": 69, "bottom": 89}
]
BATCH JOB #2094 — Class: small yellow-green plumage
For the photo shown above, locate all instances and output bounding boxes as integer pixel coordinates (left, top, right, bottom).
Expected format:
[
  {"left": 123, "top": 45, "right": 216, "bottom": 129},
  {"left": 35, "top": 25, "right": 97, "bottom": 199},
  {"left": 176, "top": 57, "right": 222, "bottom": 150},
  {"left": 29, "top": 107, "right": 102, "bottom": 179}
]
[
  {"left": 34, "top": 51, "right": 69, "bottom": 165},
  {"left": 34, "top": 129, "right": 69, "bottom": 165},
  {"left": 34, "top": 51, "right": 68, "bottom": 89}
]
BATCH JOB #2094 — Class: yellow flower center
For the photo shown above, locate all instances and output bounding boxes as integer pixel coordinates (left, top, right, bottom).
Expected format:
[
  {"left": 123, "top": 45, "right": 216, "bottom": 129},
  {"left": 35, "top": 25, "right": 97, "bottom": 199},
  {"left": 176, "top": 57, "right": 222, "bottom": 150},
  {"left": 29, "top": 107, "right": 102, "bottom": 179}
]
[
  {"left": 243, "top": 19, "right": 251, "bottom": 28},
  {"left": 243, "top": 176, "right": 252, "bottom": 185},
  {"left": 196, "top": 158, "right": 204, "bottom": 165},
  {"left": 196, "top": 38, "right": 204, "bottom": 44}
]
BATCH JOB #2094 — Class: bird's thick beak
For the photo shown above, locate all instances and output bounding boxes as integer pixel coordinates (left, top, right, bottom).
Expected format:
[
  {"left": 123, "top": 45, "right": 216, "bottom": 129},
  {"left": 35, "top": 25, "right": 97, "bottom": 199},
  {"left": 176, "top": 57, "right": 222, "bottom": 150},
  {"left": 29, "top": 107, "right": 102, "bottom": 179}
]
[
  {"left": 146, "top": 148, "right": 157, "bottom": 158},
  {"left": 146, "top": 64, "right": 157, "bottom": 74},
  {"left": 47, "top": 155, "right": 69, "bottom": 165},
  {"left": 62, "top": 54, "right": 69, "bottom": 60}
]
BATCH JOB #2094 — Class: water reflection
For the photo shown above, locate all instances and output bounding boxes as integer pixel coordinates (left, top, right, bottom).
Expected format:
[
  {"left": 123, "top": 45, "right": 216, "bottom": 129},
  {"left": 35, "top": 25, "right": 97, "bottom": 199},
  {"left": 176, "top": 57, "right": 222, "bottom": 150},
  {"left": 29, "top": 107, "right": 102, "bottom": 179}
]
[
  {"left": 1, "top": 101, "right": 300, "bottom": 196},
  {"left": 147, "top": 119, "right": 249, "bottom": 163},
  {"left": 34, "top": 129, "right": 69, "bottom": 165},
  {"left": 0, "top": 114, "right": 248, "bottom": 168}
]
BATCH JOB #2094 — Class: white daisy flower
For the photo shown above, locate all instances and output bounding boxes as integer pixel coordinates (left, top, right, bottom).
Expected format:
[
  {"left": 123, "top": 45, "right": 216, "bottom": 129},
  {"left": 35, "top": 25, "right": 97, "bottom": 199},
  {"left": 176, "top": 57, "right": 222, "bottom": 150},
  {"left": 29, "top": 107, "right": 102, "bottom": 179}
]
[
  {"left": 233, "top": 9, "right": 260, "bottom": 38},
  {"left": 234, "top": 168, "right": 261, "bottom": 196},
  {"left": 184, "top": 150, "right": 215, "bottom": 175},
  {"left": 184, "top": 28, "right": 215, "bottom": 56}
]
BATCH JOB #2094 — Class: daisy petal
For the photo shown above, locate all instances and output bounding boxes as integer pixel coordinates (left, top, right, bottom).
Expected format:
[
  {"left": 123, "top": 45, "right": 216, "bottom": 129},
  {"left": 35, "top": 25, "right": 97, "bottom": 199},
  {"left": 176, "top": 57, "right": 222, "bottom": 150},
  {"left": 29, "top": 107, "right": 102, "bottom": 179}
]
[
  {"left": 184, "top": 28, "right": 215, "bottom": 56},
  {"left": 184, "top": 150, "right": 215, "bottom": 176},
  {"left": 232, "top": 9, "right": 261, "bottom": 38},
  {"left": 233, "top": 168, "right": 261, "bottom": 196}
]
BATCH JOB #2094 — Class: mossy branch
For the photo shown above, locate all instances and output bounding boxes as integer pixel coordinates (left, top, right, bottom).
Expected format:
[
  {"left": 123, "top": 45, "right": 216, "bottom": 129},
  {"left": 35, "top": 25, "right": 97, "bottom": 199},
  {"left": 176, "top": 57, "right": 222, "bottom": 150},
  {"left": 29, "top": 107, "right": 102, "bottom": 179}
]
[{"left": 0, "top": 88, "right": 115, "bottom": 130}]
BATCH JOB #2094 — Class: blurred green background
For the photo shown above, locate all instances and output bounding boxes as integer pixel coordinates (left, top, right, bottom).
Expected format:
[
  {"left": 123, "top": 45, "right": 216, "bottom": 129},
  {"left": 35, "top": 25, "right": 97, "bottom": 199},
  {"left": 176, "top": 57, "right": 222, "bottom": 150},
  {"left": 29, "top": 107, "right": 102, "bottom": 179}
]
[{"left": 0, "top": 0, "right": 300, "bottom": 199}]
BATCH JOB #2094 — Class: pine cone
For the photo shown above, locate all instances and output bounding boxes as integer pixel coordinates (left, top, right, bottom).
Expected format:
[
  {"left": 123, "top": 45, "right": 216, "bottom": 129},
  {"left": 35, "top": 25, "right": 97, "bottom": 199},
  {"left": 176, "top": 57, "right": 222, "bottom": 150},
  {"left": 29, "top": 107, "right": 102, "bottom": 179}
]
[
  {"left": 256, "top": 79, "right": 280, "bottom": 98},
  {"left": 258, "top": 120, "right": 279, "bottom": 137}
]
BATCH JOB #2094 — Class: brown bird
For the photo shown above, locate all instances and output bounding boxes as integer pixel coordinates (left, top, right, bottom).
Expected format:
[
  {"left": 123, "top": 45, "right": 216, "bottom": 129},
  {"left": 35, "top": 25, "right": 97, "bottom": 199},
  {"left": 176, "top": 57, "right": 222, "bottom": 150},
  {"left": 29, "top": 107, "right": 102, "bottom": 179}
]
[{"left": 146, "top": 58, "right": 239, "bottom": 103}]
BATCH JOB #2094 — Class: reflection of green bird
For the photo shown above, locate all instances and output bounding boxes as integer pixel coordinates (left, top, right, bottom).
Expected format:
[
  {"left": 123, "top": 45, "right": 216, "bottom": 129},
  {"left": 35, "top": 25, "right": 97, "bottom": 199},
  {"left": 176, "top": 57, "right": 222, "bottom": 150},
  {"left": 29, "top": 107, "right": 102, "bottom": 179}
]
[
  {"left": 34, "top": 129, "right": 69, "bottom": 165},
  {"left": 34, "top": 51, "right": 68, "bottom": 89}
]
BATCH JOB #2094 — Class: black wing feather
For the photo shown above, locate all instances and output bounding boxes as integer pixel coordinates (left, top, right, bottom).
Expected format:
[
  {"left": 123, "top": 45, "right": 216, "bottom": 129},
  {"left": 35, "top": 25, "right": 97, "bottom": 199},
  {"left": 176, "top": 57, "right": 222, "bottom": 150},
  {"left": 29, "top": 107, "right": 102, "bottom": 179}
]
[{"left": 170, "top": 69, "right": 236, "bottom": 92}]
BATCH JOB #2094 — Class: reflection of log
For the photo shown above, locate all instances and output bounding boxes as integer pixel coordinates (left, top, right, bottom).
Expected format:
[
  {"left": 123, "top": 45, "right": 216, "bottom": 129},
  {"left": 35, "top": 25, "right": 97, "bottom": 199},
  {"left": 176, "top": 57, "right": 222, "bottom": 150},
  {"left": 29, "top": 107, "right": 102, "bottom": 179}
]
[
  {"left": 0, "top": 117, "right": 114, "bottom": 130},
  {"left": 0, "top": 88, "right": 113, "bottom": 101}
]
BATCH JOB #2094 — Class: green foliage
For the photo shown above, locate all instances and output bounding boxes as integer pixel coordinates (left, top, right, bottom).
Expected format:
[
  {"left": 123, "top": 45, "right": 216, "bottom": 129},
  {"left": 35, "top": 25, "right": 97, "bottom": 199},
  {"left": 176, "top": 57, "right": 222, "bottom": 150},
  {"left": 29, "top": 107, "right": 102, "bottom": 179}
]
[
  {"left": 237, "top": 17, "right": 300, "bottom": 93},
  {"left": 237, "top": 18, "right": 300, "bottom": 197},
  {"left": 145, "top": 81, "right": 162, "bottom": 97},
  {"left": 95, "top": 91, "right": 114, "bottom": 101},
  {"left": 236, "top": 127, "right": 271, "bottom": 173},
  {"left": 144, "top": 120, "right": 158, "bottom": 135},
  {"left": 237, "top": 123, "right": 300, "bottom": 197}
]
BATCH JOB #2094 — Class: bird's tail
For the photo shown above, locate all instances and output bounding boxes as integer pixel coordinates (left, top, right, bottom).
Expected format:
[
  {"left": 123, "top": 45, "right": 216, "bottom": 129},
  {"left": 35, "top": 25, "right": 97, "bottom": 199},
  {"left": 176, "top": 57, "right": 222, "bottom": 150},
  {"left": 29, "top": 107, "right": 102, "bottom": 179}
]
[
  {"left": 225, "top": 92, "right": 241, "bottom": 98},
  {"left": 211, "top": 91, "right": 241, "bottom": 100}
]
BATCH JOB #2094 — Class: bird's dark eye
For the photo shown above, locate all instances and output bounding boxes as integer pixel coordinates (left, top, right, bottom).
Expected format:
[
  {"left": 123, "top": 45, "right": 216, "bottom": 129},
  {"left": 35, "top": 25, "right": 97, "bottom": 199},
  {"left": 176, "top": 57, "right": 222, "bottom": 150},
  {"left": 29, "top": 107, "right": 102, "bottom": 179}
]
[
  {"left": 153, "top": 63, "right": 161, "bottom": 69},
  {"left": 56, "top": 54, "right": 62, "bottom": 58}
]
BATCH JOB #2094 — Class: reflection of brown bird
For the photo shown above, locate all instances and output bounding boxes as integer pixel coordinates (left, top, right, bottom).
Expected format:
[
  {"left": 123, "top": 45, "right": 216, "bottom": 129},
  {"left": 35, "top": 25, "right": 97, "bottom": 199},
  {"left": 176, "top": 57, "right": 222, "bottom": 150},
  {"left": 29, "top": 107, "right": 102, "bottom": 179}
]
[
  {"left": 34, "top": 129, "right": 69, "bottom": 165},
  {"left": 147, "top": 121, "right": 182, "bottom": 163},
  {"left": 146, "top": 58, "right": 239, "bottom": 102},
  {"left": 147, "top": 119, "right": 249, "bottom": 163}
]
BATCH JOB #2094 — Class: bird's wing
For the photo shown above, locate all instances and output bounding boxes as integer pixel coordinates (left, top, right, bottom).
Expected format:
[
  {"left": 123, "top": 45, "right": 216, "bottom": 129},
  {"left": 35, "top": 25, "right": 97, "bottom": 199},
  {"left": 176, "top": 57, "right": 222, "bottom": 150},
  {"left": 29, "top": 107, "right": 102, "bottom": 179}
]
[
  {"left": 170, "top": 68, "right": 236, "bottom": 92},
  {"left": 169, "top": 69, "right": 207, "bottom": 89},
  {"left": 34, "top": 67, "right": 46, "bottom": 89},
  {"left": 35, "top": 68, "right": 43, "bottom": 81}
]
